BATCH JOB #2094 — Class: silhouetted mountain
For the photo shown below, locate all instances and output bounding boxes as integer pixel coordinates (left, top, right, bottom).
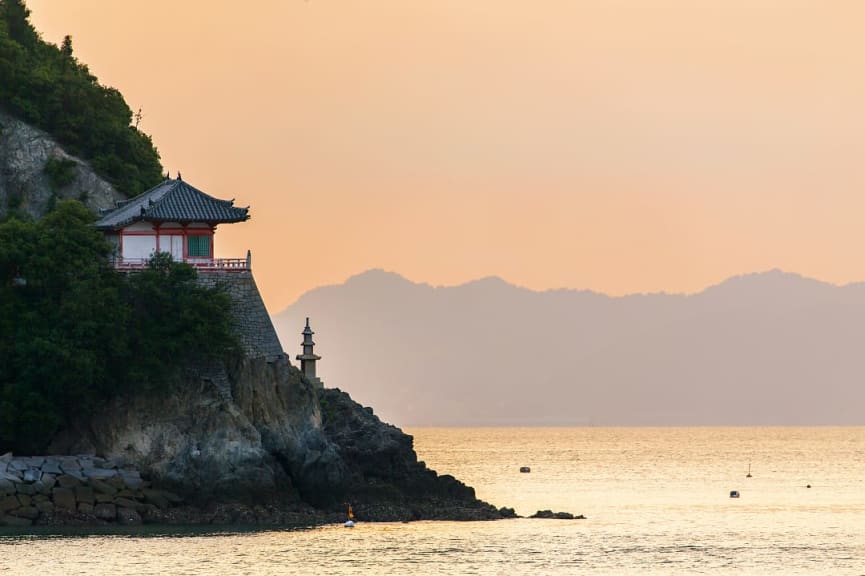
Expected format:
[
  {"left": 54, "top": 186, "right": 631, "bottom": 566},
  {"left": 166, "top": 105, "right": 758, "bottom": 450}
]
[{"left": 274, "top": 269, "right": 865, "bottom": 426}]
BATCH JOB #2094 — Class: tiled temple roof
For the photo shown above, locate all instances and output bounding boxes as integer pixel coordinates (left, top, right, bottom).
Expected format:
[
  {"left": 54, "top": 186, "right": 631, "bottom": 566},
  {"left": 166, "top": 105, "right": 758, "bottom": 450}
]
[{"left": 95, "top": 178, "right": 249, "bottom": 229}]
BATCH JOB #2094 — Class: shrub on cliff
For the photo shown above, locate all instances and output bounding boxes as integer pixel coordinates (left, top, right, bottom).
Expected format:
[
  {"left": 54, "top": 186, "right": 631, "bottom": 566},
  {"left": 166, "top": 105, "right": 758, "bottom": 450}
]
[
  {"left": 0, "top": 0, "right": 163, "bottom": 196},
  {"left": 0, "top": 200, "right": 236, "bottom": 453},
  {"left": 123, "top": 251, "right": 238, "bottom": 389}
]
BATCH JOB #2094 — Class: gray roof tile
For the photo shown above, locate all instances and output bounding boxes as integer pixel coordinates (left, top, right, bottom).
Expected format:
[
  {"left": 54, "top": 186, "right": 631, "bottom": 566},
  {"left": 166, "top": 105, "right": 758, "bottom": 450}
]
[{"left": 95, "top": 178, "right": 250, "bottom": 229}]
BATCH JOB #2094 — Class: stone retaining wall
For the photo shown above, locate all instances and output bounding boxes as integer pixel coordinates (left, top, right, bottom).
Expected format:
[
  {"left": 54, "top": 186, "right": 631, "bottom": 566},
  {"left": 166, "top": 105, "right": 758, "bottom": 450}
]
[
  {"left": 0, "top": 453, "right": 183, "bottom": 527},
  {"left": 196, "top": 270, "right": 285, "bottom": 361}
]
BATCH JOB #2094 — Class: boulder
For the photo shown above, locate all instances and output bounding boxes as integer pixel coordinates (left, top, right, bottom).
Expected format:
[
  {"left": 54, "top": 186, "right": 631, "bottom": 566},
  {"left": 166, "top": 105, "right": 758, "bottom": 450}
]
[
  {"left": 77, "top": 502, "right": 94, "bottom": 515},
  {"left": 116, "top": 507, "right": 142, "bottom": 525},
  {"left": 15, "top": 483, "right": 36, "bottom": 496},
  {"left": 142, "top": 489, "right": 170, "bottom": 510},
  {"left": 114, "top": 497, "right": 140, "bottom": 510},
  {"left": 120, "top": 473, "right": 144, "bottom": 490},
  {"left": 106, "top": 476, "right": 126, "bottom": 489},
  {"left": 40, "top": 474, "right": 57, "bottom": 490},
  {"left": 41, "top": 460, "right": 63, "bottom": 475},
  {"left": 0, "top": 495, "right": 20, "bottom": 513},
  {"left": 94, "top": 503, "right": 115, "bottom": 521},
  {"left": 1, "top": 471, "right": 22, "bottom": 483},
  {"left": 90, "top": 479, "right": 117, "bottom": 495},
  {"left": 82, "top": 468, "right": 117, "bottom": 480},
  {"left": 59, "top": 461, "right": 82, "bottom": 474},
  {"left": 100, "top": 456, "right": 125, "bottom": 470},
  {"left": 11, "top": 506, "right": 39, "bottom": 520},
  {"left": 56, "top": 475, "right": 82, "bottom": 488},
  {"left": 35, "top": 500, "right": 53, "bottom": 514},
  {"left": 0, "top": 479, "right": 15, "bottom": 496},
  {"left": 52, "top": 487, "right": 77, "bottom": 511},
  {"left": 0, "top": 514, "right": 32, "bottom": 527},
  {"left": 74, "top": 486, "right": 95, "bottom": 505}
]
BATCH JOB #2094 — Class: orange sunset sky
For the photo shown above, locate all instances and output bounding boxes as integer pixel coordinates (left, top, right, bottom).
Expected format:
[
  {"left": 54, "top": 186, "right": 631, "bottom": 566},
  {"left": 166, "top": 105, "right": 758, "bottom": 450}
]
[{"left": 27, "top": 0, "right": 865, "bottom": 313}]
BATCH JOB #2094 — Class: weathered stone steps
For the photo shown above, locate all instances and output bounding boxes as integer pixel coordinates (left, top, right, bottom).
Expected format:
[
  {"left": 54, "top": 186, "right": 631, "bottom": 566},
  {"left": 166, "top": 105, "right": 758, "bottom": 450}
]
[{"left": 0, "top": 453, "right": 183, "bottom": 527}]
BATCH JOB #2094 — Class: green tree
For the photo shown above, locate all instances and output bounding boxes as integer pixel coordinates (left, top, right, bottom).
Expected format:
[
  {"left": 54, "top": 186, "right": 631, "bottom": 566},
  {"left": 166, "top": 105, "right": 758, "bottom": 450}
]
[
  {"left": 0, "top": 201, "right": 126, "bottom": 452},
  {"left": 124, "top": 252, "right": 238, "bottom": 389}
]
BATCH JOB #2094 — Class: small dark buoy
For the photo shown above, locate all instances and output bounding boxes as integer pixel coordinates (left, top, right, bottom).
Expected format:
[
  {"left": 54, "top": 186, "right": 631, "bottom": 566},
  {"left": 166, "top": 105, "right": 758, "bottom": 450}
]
[
  {"left": 729, "top": 490, "right": 740, "bottom": 498},
  {"left": 806, "top": 484, "right": 811, "bottom": 489},
  {"left": 746, "top": 463, "right": 752, "bottom": 478},
  {"left": 519, "top": 466, "right": 531, "bottom": 473}
]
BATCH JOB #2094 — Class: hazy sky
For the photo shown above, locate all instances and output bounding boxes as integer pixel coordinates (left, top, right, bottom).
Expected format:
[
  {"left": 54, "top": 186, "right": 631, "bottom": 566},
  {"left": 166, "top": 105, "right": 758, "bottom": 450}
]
[{"left": 27, "top": 1, "right": 865, "bottom": 312}]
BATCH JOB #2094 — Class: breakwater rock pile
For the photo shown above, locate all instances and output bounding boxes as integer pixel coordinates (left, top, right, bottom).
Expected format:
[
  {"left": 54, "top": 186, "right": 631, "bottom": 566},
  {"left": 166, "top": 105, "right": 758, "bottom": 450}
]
[{"left": 0, "top": 453, "right": 179, "bottom": 527}]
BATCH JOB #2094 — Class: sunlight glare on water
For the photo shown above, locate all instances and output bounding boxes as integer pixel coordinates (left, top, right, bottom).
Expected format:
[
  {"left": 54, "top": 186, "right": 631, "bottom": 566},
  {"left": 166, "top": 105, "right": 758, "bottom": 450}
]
[{"left": 2, "top": 427, "right": 864, "bottom": 575}]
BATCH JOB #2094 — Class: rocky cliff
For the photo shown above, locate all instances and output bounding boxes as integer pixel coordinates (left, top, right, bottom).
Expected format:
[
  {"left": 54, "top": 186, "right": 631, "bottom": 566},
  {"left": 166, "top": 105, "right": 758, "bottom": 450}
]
[
  {"left": 37, "top": 270, "right": 505, "bottom": 525},
  {"left": 0, "top": 109, "right": 124, "bottom": 220}
]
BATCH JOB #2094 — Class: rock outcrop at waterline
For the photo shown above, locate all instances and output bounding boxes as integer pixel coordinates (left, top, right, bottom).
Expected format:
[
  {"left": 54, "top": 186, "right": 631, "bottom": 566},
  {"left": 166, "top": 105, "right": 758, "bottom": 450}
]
[
  {"left": 530, "top": 510, "right": 586, "bottom": 520},
  {"left": 316, "top": 387, "right": 504, "bottom": 521}
]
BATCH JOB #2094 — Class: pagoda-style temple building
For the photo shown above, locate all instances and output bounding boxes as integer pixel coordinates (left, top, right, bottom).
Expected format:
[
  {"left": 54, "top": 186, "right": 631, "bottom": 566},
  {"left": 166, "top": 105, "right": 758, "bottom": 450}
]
[{"left": 95, "top": 176, "right": 250, "bottom": 270}]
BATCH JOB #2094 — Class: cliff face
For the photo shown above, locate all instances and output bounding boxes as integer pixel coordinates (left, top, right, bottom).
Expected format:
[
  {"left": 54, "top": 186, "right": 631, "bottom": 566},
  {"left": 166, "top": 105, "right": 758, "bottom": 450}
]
[
  {"left": 0, "top": 109, "right": 124, "bottom": 220},
  {"left": 49, "top": 271, "right": 502, "bottom": 521}
]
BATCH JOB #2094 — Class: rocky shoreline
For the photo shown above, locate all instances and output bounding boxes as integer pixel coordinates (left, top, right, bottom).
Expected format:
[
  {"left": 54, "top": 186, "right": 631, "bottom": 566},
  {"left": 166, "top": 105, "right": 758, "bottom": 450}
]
[
  {"left": 0, "top": 384, "right": 521, "bottom": 528},
  {"left": 0, "top": 451, "right": 517, "bottom": 528},
  {"left": 0, "top": 453, "right": 165, "bottom": 527}
]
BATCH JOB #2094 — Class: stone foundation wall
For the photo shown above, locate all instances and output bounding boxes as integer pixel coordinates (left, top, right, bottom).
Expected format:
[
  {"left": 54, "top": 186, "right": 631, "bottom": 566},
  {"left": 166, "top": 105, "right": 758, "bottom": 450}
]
[
  {"left": 0, "top": 453, "right": 182, "bottom": 527},
  {"left": 196, "top": 270, "right": 285, "bottom": 361}
]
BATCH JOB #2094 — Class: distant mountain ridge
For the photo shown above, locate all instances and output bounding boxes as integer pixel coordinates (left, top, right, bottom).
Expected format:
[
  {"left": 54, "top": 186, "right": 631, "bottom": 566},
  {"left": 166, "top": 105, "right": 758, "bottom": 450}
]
[{"left": 274, "top": 269, "right": 865, "bottom": 426}]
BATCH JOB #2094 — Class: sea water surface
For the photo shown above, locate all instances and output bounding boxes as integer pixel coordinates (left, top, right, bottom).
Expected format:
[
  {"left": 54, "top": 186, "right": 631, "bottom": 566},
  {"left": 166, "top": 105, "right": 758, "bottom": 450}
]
[{"left": 2, "top": 427, "right": 864, "bottom": 575}]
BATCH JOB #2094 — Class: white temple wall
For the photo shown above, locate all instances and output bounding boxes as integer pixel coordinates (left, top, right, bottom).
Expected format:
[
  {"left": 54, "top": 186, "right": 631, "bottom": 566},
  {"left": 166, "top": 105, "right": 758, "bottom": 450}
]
[
  {"left": 158, "top": 234, "right": 185, "bottom": 260},
  {"left": 123, "top": 235, "right": 157, "bottom": 260}
]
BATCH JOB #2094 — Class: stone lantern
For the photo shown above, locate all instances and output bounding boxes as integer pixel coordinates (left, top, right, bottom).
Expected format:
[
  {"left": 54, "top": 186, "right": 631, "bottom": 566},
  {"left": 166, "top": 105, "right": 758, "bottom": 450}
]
[{"left": 296, "top": 317, "right": 322, "bottom": 388}]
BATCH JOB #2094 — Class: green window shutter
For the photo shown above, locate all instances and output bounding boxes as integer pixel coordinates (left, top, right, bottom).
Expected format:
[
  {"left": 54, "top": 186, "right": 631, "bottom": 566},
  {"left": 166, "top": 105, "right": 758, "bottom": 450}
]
[{"left": 187, "top": 235, "right": 211, "bottom": 257}]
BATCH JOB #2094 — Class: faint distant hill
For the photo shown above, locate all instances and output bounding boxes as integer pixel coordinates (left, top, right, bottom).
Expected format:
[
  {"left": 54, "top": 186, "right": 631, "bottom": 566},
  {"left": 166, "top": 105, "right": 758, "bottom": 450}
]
[{"left": 274, "top": 269, "right": 865, "bottom": 426}]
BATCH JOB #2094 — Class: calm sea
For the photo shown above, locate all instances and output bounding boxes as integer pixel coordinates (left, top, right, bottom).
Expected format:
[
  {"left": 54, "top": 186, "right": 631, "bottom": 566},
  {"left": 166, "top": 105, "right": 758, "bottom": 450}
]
[{"left": 2, "top": 427, "right": 864, "bottom": 575}]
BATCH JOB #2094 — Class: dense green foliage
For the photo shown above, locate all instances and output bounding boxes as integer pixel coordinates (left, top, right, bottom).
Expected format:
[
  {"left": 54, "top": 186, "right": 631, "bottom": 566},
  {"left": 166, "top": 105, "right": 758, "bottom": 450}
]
[
  {"left": 0, "top": 201, "right": 237, "bottom": 454},
  {"left": 0, "top": 0, "right": 163, "bottom": 195},
  {"left": 43, "top": 157, "right": 77, "bottom": 190}
]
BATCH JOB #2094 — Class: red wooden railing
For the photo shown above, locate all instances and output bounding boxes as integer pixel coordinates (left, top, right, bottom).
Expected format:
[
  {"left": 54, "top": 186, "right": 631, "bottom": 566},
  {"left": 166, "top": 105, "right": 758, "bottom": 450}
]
[{"left": 112, "top": 257, "right": 250, "bottom": 271}]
